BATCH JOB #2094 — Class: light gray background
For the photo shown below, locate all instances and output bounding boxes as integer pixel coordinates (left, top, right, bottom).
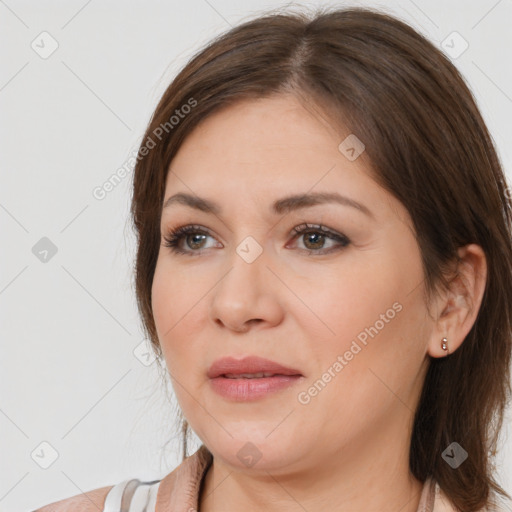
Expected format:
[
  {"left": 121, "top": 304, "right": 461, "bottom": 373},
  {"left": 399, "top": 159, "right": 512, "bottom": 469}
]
[{"left": 1, "top": 1, "right": 511, "bottom": 511}]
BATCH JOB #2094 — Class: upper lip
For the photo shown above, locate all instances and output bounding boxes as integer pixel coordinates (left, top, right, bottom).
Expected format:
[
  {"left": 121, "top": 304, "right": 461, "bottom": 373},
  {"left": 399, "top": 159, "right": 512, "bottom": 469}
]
[{"left": 207, "top": 356, "right": 303, "bottom": 379}]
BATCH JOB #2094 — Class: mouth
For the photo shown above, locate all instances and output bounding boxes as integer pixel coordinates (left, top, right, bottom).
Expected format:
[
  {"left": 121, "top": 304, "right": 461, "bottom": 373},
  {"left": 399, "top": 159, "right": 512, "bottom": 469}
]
[
  {"left": 222, "top": 371, "right": 298, "bottom": 379},
  {"left": 207, "top": 355, "right": 303, "bottom": 379},
  {"left": 207, "top": 356, "right": 303, "bottom": 401}
]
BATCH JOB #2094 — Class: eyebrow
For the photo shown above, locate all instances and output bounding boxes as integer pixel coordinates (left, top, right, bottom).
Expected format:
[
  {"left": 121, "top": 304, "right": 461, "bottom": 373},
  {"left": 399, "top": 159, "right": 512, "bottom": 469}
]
[{"left": 162, "top": 191, "right": 374, "bottom": 218}]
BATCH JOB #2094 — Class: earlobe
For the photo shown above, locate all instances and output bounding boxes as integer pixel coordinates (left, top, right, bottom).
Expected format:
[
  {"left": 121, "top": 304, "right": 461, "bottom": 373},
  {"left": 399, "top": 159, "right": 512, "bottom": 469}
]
[{"left": 427, "top": 244, "right": 487, "bottom": 358}]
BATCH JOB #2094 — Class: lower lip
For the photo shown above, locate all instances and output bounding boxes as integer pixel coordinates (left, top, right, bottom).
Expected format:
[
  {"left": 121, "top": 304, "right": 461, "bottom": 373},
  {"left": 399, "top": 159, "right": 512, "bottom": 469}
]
[{"left": 209, "top": 375, "right": 302, "bottom": 401}]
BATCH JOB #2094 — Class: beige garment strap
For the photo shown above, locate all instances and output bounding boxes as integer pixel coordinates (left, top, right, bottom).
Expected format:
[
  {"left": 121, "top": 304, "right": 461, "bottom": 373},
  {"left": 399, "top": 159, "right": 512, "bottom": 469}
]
[{"left": 416, "top": 477, "right": 436, "bottom": 512}]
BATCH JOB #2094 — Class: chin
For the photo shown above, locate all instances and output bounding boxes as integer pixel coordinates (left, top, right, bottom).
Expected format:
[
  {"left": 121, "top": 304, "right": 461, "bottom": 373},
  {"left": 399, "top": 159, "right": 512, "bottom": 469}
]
[{"left": 202, "top": 430, "right": 306, "bottom": 473}]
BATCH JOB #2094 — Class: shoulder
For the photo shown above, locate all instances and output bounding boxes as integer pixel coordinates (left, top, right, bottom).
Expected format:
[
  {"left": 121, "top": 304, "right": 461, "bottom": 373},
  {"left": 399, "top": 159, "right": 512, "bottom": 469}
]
[
  {"left": 33, "top": 484, "right": 114, "bottom": 512},
  {"left": 434, "top": 482, "right": 512, "bottom": 512}
]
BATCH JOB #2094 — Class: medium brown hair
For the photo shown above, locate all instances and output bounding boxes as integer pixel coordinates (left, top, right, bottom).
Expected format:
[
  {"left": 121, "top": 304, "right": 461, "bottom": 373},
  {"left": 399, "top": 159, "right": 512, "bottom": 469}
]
[{"left": 130, "top": 6, "right": 512, "bottom": 510}]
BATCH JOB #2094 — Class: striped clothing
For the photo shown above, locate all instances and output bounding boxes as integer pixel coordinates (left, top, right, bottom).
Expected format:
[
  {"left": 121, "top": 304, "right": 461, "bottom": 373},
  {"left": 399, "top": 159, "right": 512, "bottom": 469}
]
[{"left": 102, "top": 478, "right": 161, "bottom": 512}]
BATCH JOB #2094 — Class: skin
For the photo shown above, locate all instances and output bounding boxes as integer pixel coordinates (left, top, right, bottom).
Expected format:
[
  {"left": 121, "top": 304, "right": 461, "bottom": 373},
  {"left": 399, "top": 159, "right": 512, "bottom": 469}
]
[{"left": 151, "top": 94, "right": 487, "bottom": 512}]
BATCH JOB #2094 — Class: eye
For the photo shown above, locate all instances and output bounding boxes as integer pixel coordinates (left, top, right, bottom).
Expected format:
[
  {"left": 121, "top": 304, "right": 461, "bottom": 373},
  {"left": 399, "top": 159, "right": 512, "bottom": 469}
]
[
  {"left": 288, "top": 223, "right": 350, "bottom": 254},
  {"left": 163, "top": 224, "right": 218, "bottom": 256},
  {"left": 162, "top": 223, "right": 350, "bottom": 256}
]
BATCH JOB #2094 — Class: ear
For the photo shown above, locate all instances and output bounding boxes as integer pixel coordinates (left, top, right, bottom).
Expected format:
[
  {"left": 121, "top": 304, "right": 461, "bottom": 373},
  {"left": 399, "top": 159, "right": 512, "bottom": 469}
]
[{"left": 427, "top": 244, "right": 487, "bottom": 358}]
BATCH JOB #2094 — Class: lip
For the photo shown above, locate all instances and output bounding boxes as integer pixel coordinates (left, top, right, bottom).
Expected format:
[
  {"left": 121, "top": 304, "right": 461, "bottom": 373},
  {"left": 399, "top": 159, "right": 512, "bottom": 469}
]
[
  {"left": 207, "top": 356, "right": 303, "bottom": 379},
  {"left": 207, "top": 356, "right": 304, "bottom": 402}
]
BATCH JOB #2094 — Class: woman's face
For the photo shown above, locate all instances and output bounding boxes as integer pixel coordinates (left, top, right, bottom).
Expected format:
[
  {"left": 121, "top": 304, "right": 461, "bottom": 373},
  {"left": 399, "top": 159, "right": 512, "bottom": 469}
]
[{"left": 152, "top": 94, "right": 434, "bottom": 475}]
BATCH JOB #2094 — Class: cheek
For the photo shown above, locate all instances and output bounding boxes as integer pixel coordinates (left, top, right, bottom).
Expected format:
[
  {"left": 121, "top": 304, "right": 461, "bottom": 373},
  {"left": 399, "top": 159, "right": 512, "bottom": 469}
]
[
  {"left": 297, "top": 254, "right": 403, "bottom": 351},
  {"left": 300, "top": 242, "right": 427, "bottom": 387},
  {"left": 296, "top": 300, "right": 426, "bottom": 443},
  {"left": 151, "top": 261, "right": 203, "bottom": 374}
]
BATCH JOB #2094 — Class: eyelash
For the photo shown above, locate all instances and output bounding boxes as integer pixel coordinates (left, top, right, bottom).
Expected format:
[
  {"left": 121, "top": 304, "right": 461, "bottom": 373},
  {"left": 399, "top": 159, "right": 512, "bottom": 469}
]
[{"left": 162, "top": 223, "right": 350, "bottom": 256}]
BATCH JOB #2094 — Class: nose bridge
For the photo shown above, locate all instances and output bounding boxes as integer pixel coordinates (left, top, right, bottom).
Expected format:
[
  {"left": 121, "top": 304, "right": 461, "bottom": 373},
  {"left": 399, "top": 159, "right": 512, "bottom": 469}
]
[
  {"left": 218, "top": 234, "right": 268, "bottom": 304},
  {"left": 209, "top": 234, "right": 282, "bottom": 330}
]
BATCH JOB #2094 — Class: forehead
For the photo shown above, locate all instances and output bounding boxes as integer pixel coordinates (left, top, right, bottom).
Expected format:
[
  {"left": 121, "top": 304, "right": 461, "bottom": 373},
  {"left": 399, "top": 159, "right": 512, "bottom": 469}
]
[
  {"left": 162, "top": 95, "right": 401, "bottom": 222},
  {"left": 167, "top": 95, "right": 364, "bottom": 185}
]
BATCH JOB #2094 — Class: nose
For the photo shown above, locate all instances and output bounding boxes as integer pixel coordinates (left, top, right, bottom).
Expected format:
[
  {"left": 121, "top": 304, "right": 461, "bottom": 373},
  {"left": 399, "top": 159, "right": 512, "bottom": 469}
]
[{"left": 208, "top": 246, "right": 285, "bottom": 333}]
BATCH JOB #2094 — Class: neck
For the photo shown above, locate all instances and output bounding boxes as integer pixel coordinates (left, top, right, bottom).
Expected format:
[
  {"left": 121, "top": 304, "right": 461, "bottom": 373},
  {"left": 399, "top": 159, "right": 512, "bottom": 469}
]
[{"left": 198, "top": 415, "right": 424, "bottom": 512}]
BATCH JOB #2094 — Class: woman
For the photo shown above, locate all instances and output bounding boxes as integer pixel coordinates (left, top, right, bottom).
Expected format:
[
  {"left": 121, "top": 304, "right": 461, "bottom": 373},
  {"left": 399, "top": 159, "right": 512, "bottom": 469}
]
[{"left": 35, "top": 5, "right": 512, "bottom": 512}]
